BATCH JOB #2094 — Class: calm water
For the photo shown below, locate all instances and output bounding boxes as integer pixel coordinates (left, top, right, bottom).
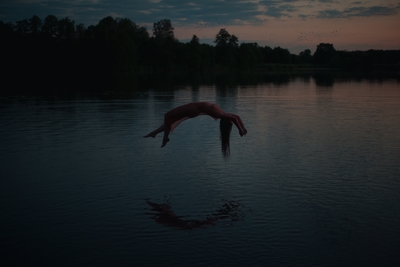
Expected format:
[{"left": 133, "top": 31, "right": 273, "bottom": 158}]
[{"left": 1, "top": 76, "right": 400, "bottom": 266}]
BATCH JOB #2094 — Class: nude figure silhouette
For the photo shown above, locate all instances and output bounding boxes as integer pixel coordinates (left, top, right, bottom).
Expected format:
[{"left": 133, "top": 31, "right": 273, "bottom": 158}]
[{"left": 143, "top": 102, "right": 247, "bottom": 157}]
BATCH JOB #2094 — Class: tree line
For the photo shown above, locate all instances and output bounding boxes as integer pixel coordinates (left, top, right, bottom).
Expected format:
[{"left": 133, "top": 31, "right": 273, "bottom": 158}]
[{"left": 1, "top": 15, "right": 399, "bottom": 90}]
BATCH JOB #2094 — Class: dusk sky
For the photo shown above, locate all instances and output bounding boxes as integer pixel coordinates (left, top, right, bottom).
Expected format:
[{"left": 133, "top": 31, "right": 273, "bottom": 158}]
[{"left": 1, "top": 0, "right": 399, "bottom": 54}]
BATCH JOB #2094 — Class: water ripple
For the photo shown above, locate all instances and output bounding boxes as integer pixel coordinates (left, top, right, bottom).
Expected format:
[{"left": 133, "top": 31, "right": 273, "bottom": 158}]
[{"left": 1, "top": 81, "right": 400, "bottom": 266}]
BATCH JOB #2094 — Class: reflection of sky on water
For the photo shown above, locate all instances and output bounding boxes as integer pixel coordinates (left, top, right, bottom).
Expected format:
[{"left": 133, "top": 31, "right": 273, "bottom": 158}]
[{"left": 1, "top": 76, "right": 399, "bottom": 266}]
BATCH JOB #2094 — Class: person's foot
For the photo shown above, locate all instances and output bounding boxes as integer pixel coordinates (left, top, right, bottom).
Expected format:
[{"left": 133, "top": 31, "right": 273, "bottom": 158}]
[
  {"left": 144, "top": 133, "right": 156, "bottom": 138},
  {"left": 161, "top": 137, "right": 170, "bottom": 148}
]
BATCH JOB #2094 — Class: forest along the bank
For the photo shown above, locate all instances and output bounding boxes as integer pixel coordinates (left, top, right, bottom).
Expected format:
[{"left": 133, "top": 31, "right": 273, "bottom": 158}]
[{"left": 1, "top": 15, "right": 399, "bottom": 93}]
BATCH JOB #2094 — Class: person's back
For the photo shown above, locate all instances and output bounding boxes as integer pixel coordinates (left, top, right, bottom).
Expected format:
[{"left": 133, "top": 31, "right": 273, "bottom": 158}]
[{"left": 143, "top": 102, "right": 247, "bottom": 156}]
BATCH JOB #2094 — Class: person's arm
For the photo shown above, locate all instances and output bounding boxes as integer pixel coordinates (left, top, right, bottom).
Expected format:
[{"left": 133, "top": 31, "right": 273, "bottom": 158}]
[
  {"left": 201, "top": 103, "right": 247, "bottom": 136},
  {"left": 228, "top": 113, "right": 247, "bottom": 136},
  {"left": 221, "top": 113, "right": 247, "bottom": 136}
]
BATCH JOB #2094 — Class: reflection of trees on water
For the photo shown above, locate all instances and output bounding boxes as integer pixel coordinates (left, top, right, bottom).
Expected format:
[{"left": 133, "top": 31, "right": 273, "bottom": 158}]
[
  {"left": 313, "top": 73, "right": 335, "bottom": 88},
  {"left": 146, "top": 199, "right": 249, "bottom": 230},
  {"left": 141, "top": 72, "right": 398, "bottom": 92}
]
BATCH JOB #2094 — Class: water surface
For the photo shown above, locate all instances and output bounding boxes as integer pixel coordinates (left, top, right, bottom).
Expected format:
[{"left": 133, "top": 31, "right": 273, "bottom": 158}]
[{"left": 1, "top": 76, "right": 400, "bottom": 266}]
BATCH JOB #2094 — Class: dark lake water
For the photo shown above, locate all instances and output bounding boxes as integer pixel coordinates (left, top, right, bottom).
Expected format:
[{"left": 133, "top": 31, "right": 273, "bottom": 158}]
[{"left": 1, "top": 74, "right": 400, "bottom": 266}]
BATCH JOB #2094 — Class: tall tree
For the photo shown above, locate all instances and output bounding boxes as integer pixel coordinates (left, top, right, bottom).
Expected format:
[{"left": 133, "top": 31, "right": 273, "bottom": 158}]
[
  {"left": 29, "top": 15, "right": 42, "bottom": 34},
  {"left": 299, "top": 49, "right": 312, "bottom": 63},
  {"left": 214, "top": 28, "right": 231, "bottom": 47},
  {"left": 239, "top": 43, "right": 261, "bottom": 70},
  {"left": 117, "top": 18, "right": 137, "bottom": 36},
  {"left": 96, "top": 16, "right": 118, "bottom": 39},
  {"left": 190, "top": 34, "right": 200, "bottom": 45},
  {"left": 42, "top": 15, "right": 58, "bottom": 37},
  {"left": 75, "top": 23, "right": 85, "bottom": 39},
  {"left": 57, "top": 17, "right": 75, "bottom": 40},
  {"left": 135, "top": 26, "right": 149, "bottom": 38},
  {"left": 0, "top": 21, "right": 14, "bottom": 35},
  {"left": 273, "top": 46, "right": 291, "bottom": 63},
  {"left": 15, "top": 19, "right": 29, "bottom": 34},
  {"left": 214, "top": 28, "right": 238, "bottom": 67},
  {"left": 314, "top": 43, "right": 336, "bottom": 64},
  {"left": 187, "top": 35, "right": 202, "bottom": 71},
  {"left": 228, "top": 34, "right": 239, "bottom": 48},
  {"left": 152, "top": 19, "right": 174, "bottom": 39}
]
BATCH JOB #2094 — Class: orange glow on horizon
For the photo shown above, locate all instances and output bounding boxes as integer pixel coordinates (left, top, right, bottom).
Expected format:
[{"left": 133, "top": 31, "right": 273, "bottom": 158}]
[{"left": 174, "top": 14, "right": 400, "bottom": 54}]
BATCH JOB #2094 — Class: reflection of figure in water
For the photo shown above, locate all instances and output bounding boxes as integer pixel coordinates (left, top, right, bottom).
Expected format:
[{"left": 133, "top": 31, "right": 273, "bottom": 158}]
[
  {"left": 146, "top": 200, "right": 246, "bottom": 230},
  {"left": 143, "top": 102, "right": 247, "bottom": 157},
  {"left": 147, "top": 201, "right": 215, "bottom": 229}
]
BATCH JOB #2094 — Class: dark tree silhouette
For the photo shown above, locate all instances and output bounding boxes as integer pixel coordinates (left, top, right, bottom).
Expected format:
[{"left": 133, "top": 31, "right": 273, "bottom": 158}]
[
  {"left": 190, "top": 34, "right": 200, "bottom": 45},
  {"left": 299, "top": 49, "right": 312, "bottom": 63},
  {"left": 273, "top": 47, "right": 292, "bottom": 64},
  {"left": 153, "top": 19, "right": 174, "bottom": 39},
  {"left": 238, "top": 43, "right": 262, "bottom": 70},
  {"left": 42, "top": 15, "right": 58, "bottom": 37},
  {"left": 28, "top": 15, "right": 42, "bottom": 34},
  {"left": 75, "top": 23, "right": 86, "bottom": 39},
  {"left": 0, "top": 21, "right": 13, "bottom": 34},
  {"left": 1, "top": 14, "right": 398, "bottom": 94},
  {"left": 228, "top": 34, "right": 239, "bottom": 48},
  {"left": 214, "top": 28, "right": 231, "bottom": 47},
  {"left": 15, "top": 19, "right": 29, "bottom": 34},
  {"left": 214, "top": 28, "right": 239, "bottom": 67},
  {"left": 57, "top": 17, "right": 75, "bottom": 40},
  {"left": 186, "top": 35, "right": 202, "bottom": 71},
  {"left": 314, "top": 43, "right": 336, "bottom": 65}
]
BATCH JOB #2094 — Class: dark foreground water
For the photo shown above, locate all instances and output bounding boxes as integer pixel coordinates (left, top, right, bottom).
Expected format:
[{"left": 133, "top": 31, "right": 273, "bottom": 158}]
[{"left": 1, "top": 76, "right": 400, "bottom": 266}]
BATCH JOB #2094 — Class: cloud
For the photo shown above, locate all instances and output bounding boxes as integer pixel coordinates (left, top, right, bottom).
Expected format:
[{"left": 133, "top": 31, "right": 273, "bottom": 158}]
[
  {"left": 348, "top": 6, "right": 398, "bottom": 16},
  {"left": 317, "top": 9, "right": 343, "bottom": 18},
  {"left": 1, "top": 0, "right": 399, "bottom": 28},
  {"left": 317, "top": 5, "right": 399, "bottom": 18}
]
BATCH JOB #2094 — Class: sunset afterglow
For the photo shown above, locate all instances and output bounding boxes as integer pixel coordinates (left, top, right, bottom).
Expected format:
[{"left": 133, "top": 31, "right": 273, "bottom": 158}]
[{"left": 2, "top": 0, "right": 399, "bottom": 53}]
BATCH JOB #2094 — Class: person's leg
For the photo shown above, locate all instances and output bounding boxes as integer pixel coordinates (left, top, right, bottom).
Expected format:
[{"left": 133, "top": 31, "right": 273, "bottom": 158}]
[
  {"left": 143, "top": 124, "right": 165, "bottom": 138},
  {"left": 161, "top": 129, "right": 170, "bottom": 147}
]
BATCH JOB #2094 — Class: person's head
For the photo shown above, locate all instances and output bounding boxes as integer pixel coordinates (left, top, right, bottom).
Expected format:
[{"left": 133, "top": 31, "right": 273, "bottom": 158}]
[{"left": 220, "top": 119, "right": 233, "bottom": 159}]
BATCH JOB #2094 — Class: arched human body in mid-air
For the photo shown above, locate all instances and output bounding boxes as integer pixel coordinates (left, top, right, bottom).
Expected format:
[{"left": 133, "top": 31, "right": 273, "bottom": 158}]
[{"left": 143, "top": 102, "right": 247, "bottom": 157}]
